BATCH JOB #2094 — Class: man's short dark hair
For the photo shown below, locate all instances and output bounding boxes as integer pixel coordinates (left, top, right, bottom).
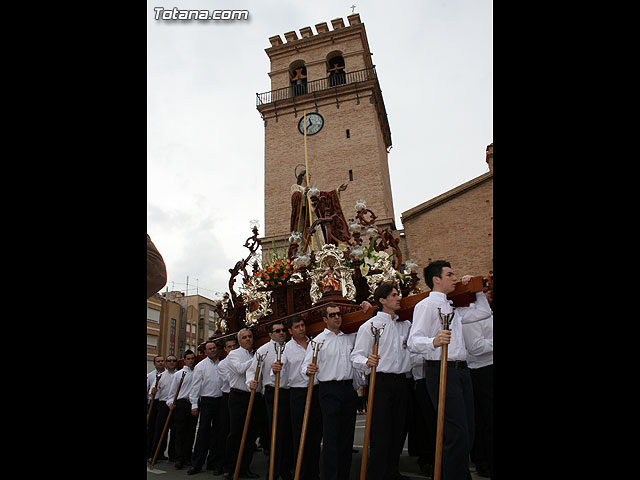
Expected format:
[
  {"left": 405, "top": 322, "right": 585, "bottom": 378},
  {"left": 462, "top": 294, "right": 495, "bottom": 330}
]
[
  {"left": 224, "top": 337, "right": 238, "bottom": 347},
  {"left": 183, "top": 349, "right": 195, "bottom": 359},
  {"left": 267, "top": 321, "right": 286, "bottom": 333},
  {"left": 154, "top": 355, "right": 164, "bottom": 363},
  {"left": 423, "top": 260, "right": 451, "bottom": 290},
  {"left": 321, "top": 303, "right": 339, "bottom": 319},
  {"left": 374, "top": 283, "right": 397, "bottom": 310},
  {"left": 287, "top": 315, "right": 305, "bottom": 329}
]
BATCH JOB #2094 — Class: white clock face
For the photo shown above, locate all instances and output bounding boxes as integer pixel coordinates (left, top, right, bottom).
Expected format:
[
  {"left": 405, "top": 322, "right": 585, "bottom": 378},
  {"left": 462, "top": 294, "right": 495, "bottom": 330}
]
[{"left": 298, "top": 113, "right": 324, "bottom": 135}]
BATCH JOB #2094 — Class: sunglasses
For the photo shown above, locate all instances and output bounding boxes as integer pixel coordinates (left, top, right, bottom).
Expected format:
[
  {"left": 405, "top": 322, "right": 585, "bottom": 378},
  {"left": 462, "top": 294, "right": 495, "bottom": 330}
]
[
  {"left": 272, "top": 328, "right": 286, "bottom": 333},
  {"left": 327, "top": 312, "right": 342, "bottom": 318},
  {"left": 166, "top": 359, "right": 176, "bottom": 362}
]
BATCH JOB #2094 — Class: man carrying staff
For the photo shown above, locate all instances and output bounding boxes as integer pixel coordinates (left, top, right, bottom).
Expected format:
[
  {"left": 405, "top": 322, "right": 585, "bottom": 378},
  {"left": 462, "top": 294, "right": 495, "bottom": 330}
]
[
  {"left": 351, "top": 283, "right": 413, "bottom": 480},
  {"left": 224, "top": 328, "right": 261, "bottom": 479},
  {"left": 151, "top": 355, "right": 178, "bottom": 462},
  {"left": 247, "top": 321, "right": 294, "bottom": 480},
  {"left": 150, "top": 354, "right": 178, "bottom": 463},
  {"left": 407, "top": 260, "right": 492, "bottom": 480},
  {"left": 218, "top": 337, "right": 239, "bottom": 476},
  {"left": 147, "top": 355, "right": 165, "bottom": 461},
  {"left": 188, "top": 340, "right": 224, "bottom": 475},
  {"left": 167, "top": 350, "right": 198, "bottom": 470},
  {"left": 272, "top": 315, "right": 322, "bottom": 480},
  {"left": 301, "top": 304, "right": 360, "bottom": 480}
]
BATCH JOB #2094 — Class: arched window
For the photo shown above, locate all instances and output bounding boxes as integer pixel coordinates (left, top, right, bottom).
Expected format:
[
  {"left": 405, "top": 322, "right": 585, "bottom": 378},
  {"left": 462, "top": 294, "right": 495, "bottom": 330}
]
[
  {"left": 327, "top": 53, "right": 346, "bottom": 86},
  {"left": 289, "top": 60, "right": 307, "bottom": 96}
]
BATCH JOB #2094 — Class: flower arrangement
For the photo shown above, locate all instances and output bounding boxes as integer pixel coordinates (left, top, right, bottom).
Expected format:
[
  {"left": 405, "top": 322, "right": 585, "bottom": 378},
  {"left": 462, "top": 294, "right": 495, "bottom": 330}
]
[{"left": 253, "top": 258, "right": 296, "bottom": 288}]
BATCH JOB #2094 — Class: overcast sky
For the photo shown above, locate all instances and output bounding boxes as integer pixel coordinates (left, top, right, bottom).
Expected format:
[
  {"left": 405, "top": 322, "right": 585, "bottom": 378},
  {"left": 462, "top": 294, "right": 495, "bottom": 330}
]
[{"left": 147, "top": 0, "right": 493, "bottom": 300}]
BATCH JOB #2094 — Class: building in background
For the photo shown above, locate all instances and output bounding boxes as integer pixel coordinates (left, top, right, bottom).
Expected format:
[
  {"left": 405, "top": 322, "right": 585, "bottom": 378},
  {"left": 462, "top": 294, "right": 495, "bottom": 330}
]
[
  {"left": 401, "top": 144, "right": 493, "bottom": 286},
  {"left": 146, "top": 291, "right": 219, "bottom": 372}
]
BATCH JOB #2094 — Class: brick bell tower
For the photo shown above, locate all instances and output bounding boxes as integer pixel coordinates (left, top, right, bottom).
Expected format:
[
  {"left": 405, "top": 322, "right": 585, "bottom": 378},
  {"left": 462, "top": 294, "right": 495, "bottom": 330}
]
[{"left": 256, "top": 14, "right": 395, "bottom": 259}]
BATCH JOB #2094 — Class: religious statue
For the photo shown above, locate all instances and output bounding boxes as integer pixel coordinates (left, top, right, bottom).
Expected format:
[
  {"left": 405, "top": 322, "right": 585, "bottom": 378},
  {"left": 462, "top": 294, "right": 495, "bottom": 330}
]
[
  {"left": 319, "top": 266, "right": 342, "bottom": 293},
  {"left": 290, "top": 182, "right": 351, "bottom": 255}
]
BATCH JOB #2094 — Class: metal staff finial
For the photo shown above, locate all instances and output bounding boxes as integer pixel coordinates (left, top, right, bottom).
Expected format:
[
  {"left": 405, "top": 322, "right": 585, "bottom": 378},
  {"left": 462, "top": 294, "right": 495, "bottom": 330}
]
[
  {"left": 310, "top": 338, "right": 324, "bottom": 357},
  {"left": 255, "top": 352, "right": 267, "bottom": 367},
  {"left": 274, "top": 341, "right": 286, "bottom": 362},
  {"left": 437, "top": 307, "right": 455, "bottom": 330},
  {"left": 370, "top": 323, "right": 385, "bottom": 344}
]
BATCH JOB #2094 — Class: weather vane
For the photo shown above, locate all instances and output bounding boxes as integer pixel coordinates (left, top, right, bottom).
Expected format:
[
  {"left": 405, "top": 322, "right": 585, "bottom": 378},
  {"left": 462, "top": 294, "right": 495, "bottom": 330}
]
[{"left": 351, "top": 5, "right": 356, "bottom": 14}]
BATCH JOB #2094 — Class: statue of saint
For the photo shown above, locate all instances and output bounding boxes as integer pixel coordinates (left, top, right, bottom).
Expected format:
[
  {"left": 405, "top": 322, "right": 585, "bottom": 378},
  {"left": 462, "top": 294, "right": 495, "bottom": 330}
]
[
  {"left": 290, "top": 182, "right": 350, "bottom": 254},
  {"left": 320, "top": 266, "right": 342, "bottom": 293}
]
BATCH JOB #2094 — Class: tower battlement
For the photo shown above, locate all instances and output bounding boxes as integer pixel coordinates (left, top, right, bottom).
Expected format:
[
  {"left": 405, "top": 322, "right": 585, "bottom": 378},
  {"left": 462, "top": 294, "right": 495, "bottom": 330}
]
[{"left": 268, "top": 14, "right": 362, "bottom": 47}]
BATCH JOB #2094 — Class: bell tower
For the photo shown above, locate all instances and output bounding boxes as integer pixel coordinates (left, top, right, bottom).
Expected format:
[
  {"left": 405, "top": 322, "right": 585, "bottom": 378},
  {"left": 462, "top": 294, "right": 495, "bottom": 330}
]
[{"left": 256, "top": 14, "right": 395, "bottom": 258}]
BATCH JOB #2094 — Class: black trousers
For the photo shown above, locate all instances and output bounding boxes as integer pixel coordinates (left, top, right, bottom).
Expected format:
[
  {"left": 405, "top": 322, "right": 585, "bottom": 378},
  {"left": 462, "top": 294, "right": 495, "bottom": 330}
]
[
  {"left": 424, "top": 365, "right": 474, "bottom": 480},
  {"left": 413, "top": 378, "right": 437, "bottom": 466},
  {"left": 264, "top": 386, "right": 294, "bottom": 480},
  {"left": 219, "top": 392, "right": 231, "bottom": 472},
  {"left": 318, "top": 380, "right": 357, "bottom": 480},
  {"left": 365, "top": 373, "right": 409, "bottom": 480},
  {"left": 226, "top": 389, "right": 263, "bottom": 474},
  {"left": 147, "top": 399, "right": 159, "bottom": 459},
  {"left": 191, "top": 396, "right": 224, "bottom": 470},
  {"left": 290, "top": 386, "right": 322, "bottom": 480},
  {"left": 470, "top": 365, "right": 493, "bottom": 478},
  {"left": 173, "top": 398, "right": 198, "bottom": 464},
  {"left": 151, "top": 401, "right": 176, "bottom": 461}
]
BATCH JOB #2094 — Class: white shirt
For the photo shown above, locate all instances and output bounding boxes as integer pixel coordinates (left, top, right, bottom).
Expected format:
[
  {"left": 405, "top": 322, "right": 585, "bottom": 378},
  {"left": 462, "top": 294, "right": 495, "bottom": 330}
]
[
  {"left": 147, "top": 369, "right": 164, "bottom": 399},
  {"left": 218, "top": 357, "right": 232, "bottom": 394},
  {"left": 189, "top": 356, "right": 223, "bottom": 405},
  {"left": 462, "top": 314, "right": 493, "bottom": 369},
  {"left": 155, "top": 369, "right": 177, "bottom": 404},
  {"left": 301, "top": 328, "right": 357, "bottom": 383},
  {"left": 246, "top": 339, "right": 288, "bottom": 392},
  {"left": 272, "top": 337, "right": 318, "bottom": 388},
  {"left": 167, "top": 366, "right": 195, "bottom": 407},
  {"left": 408, "top": 291, "right": 492, "bottom": 362},
  {"left": 351, "top": 311, "right": 414, "bottom": 375},
  {"left": 225, "top": 346, "right": 254, "bottom": 392}
]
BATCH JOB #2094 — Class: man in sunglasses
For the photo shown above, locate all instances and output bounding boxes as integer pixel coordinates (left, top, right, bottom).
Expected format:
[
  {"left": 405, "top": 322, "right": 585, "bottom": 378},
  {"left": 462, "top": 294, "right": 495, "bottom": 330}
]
[
  {"left": 149, "top": 355, "right": 178, "bottom": 463},
  {"left": 301, "top": 304, "right": 359, "bottom": 480},
  {"left": 247, "top": 321, "right": 294, "bottom": 480}
]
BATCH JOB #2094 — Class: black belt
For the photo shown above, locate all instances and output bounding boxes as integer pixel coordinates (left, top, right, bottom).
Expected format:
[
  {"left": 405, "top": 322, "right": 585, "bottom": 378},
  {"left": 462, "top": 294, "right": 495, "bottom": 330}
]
[
  {"left": 264, "top": 385, "right": 290, "bottom": 391},
  {"left": 321, "top": 379, "right": 352, "bottom": 385},
  {"left": 200, "top": 396, "right": 221, "bottom": 400},
  {"left": 230, "top": 388, "right": 250, "bottom": 394},
  {"left": 425, "top": 360, "right": 468, "bottom": 369},
  {"left": 376, "top": 372, "right": 407, "bottom": 378}
]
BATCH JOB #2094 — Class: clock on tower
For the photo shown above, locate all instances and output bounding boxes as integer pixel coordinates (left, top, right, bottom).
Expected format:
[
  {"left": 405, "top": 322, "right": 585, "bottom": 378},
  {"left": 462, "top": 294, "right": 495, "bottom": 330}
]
[{"left": 256, "top": 14, "right": 395, "bottom": 260}]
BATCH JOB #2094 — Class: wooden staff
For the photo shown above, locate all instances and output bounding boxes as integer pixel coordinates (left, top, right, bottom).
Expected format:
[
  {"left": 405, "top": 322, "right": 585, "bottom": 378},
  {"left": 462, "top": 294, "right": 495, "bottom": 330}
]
[
  {"left": 359, "top": 323, "right": 385, "bottom": 480},
  {"left": 433, "top": 308, "right": 455, "bottom": 480},
  {"left": 269, "top": 343, "right": 286, "bottom": 480},
  {"left": 233, "top": 353, "right": 266, "bottom": 480},
  {"left": 293, "top": 339, "right": 322, "bottom": 480},
  {"left": 150, "top": 370, "right": 186, "bottom": 469},
  {"left": 147, "top": 372, "right": 161, "bottom": 426}
]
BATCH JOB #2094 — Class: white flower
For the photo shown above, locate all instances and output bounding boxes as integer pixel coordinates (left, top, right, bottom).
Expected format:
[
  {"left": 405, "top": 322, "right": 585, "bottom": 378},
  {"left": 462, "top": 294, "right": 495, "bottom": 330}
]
[{"left": 355, "top": 199, "right": 367, "bottom": 211}]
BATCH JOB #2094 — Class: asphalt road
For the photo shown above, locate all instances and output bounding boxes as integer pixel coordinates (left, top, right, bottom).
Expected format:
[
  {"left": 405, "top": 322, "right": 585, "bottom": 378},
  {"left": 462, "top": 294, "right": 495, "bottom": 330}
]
[{"left": 147, "top": 413, "right": 485, "bottom": 479}]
